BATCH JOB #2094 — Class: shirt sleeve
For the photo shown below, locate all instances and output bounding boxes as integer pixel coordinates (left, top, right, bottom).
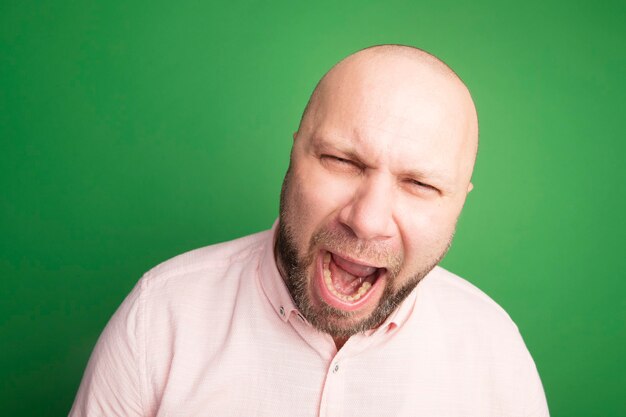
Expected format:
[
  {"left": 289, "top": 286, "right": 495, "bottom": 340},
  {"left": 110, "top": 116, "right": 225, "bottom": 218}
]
[
  {"left": 525, "top": 364, "right": 550, "bottom": 417},
  {"left": 518, "top": 336, "right": 550, "bottom": 417},
  {"left": 69, "top": 278, "right": 147, "bottom": 417}
]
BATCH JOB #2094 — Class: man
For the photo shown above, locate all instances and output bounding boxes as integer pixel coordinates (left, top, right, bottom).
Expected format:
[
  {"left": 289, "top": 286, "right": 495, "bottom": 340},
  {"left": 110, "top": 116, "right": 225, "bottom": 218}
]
[{"left": 70, "top": 45, "right": 549, "bottom": 416}]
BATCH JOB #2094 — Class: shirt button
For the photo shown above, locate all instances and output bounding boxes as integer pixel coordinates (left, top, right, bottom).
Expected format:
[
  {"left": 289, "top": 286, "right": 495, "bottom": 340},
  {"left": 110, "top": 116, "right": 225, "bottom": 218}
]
[
  {"left": 279, "top": 306, "right": 285, "bottom": 316},
  {"left": 333, "top": 364, "right": 339, "bottom": 373}
]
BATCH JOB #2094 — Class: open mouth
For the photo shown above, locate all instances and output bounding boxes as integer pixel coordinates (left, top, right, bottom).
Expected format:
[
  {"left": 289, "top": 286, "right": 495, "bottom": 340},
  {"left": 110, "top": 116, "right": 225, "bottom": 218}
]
[{"left": 316, "top": 250, "right": 386, "bottom": 311}]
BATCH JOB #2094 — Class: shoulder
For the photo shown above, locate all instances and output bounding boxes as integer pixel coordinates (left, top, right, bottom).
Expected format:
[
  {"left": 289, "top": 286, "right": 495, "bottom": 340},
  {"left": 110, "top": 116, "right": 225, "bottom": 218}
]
[
  {"left": 420, "top": 267, "right": 548, "bottom": 412},
  {"left": 127, "top": 229, "right": 273, "bottom": 315},
  {"left": 141, "top": 229, "right": 271, "bottom": 287},
  {"left": 124, "top": 228, "right": 273, "bottom": 352},
  {"left": 69, "top": 230, "right": 274, "bottom": 416},
  {"left": 413, "top": 266, "right": 539, "bottom": 376},
  {"left": 418, "top": 266, "right": 521, "bottom": 337}
]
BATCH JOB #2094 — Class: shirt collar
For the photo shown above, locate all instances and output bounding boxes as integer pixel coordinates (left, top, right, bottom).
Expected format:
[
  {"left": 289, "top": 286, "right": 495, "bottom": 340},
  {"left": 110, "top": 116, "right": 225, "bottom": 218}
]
[
  {"left": 258, "top": 220, "right": 300, "bottom": 323},
  {"left": 368, "top": 284, "right": 418, "bottom": 335},
  {"left": 258, "top": 220, "right": 420, "bottom": 333}
]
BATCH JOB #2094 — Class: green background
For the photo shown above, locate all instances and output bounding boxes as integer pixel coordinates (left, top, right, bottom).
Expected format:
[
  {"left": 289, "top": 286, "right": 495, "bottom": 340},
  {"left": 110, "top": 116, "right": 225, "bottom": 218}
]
[{"left": 1, "top": 0, "right": 624, "bottom": 415}]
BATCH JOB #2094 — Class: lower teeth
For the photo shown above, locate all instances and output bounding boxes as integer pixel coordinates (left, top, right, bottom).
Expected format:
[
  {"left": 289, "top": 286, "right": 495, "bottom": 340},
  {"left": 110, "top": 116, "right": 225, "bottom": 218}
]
[{"left": 323, "top": 253, "right": 373, "bottom": 302}]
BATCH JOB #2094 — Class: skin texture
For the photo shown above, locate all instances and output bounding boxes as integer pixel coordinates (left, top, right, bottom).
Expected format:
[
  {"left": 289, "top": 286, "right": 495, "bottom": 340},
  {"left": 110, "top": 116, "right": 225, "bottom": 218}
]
[{"left": 276, "top": 45, "right": 478, "bottom": 349}]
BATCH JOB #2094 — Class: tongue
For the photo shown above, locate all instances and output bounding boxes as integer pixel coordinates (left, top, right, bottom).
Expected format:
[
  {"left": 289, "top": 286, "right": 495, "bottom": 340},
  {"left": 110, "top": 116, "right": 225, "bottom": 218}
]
[
  {"left": 331, "top": 253, "right": 378, "bottom": 277},
  {"left": 328, "top": 253, "right": 380, "bottom": 296},
  {"left": 329, "top": 260, "right": 364, "bottom": 295}
]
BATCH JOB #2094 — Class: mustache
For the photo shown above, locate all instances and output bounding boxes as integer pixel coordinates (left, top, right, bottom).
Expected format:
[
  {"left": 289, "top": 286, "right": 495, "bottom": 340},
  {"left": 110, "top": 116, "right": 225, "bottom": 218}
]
[{"left": 310, "top": 227, "right": 403, "bottom": 277}]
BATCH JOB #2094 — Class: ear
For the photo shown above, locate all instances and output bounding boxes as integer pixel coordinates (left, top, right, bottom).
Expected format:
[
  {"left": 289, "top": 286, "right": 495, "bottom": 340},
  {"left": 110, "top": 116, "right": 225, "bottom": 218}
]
[
  {"left": 292, "top": 132, "right": 298, "bottom": 142},
  {"left": 467, "top": 182, "right": 474, "bottom": 193}
]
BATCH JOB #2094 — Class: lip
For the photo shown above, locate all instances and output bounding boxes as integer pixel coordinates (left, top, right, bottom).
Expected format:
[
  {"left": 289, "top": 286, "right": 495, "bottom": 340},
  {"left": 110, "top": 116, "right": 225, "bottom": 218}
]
[{"left": 314, "top": 250, "right": 386, "bottom": 312}]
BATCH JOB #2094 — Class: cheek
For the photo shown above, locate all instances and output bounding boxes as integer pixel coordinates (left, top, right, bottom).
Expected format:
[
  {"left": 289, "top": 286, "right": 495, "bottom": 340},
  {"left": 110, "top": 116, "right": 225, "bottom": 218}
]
[
  {"left": 284, "top": 168, "right": 343, "bottom": 252},
  {"left": 293, "top": 163, "right": 355, "bottom": 219},
  {"left": 398, "top": 201, "right": 460, "bottom": 259}
]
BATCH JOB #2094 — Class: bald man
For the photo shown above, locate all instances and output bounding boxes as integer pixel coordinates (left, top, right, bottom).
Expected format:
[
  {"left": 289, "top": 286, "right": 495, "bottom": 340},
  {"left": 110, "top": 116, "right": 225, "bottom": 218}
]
[{"left": 70, "top": 45, "right": 549, "bottom": 417}]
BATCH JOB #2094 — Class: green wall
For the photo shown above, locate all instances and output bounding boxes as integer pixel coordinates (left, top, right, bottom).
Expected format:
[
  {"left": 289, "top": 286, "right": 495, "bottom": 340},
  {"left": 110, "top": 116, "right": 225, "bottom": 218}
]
[{"left": 1, "top": 1, "right": 624, "bottom": 415}]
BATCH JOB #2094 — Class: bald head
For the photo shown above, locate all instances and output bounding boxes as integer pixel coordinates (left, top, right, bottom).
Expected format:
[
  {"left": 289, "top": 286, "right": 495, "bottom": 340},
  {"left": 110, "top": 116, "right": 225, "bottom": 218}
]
[{"left": 296, "top": 44, "right": 479, "bottom": 187}]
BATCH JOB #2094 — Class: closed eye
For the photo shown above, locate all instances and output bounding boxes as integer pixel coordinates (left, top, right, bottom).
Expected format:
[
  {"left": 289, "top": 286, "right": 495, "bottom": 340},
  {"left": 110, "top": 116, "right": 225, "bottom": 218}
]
[
  {"left": 406, "top": 178, "right": 439, "bottom": 194},
  {"left": 320, "top": 154, "right": 361, "bottom": 171},
  {"left": 324, "top": 155, "right": 351, "bottom": 164}
]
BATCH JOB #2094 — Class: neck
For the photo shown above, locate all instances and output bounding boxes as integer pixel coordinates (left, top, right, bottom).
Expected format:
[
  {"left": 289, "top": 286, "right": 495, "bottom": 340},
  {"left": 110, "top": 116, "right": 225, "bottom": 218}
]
[{"left": 334, "top": 336, "right": 348, "bottom": 350}]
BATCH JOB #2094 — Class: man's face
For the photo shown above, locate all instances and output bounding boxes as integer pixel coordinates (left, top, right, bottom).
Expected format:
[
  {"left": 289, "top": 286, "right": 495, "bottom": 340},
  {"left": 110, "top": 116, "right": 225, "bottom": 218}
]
[{"left": 276, "top": 55, "right": 476, "bottom": 340}]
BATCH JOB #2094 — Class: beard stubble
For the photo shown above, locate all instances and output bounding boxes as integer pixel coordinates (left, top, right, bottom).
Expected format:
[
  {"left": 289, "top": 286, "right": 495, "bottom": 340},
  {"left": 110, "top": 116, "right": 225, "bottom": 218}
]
[{"left": 275, "top": 169, "right": 452, "bottom": 339}]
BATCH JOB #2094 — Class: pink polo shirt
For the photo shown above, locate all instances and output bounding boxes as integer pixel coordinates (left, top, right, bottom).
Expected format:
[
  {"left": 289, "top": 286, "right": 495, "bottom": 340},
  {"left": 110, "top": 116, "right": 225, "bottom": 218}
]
[{"left": 70, "top": 225, "right": 549, "bottom": 416}]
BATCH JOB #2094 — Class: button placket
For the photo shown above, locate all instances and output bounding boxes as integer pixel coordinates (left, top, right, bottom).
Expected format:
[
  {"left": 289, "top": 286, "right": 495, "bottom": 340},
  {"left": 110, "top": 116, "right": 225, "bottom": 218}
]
[{"left": 320, "top": 357, "right": 346, "bottom": 416}]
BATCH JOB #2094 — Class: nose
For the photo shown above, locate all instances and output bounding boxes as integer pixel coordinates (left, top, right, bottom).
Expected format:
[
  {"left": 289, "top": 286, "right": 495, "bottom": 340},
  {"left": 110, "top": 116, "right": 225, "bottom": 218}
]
[{"left": 337, "top": 175, "right": 395, "bottom": 241}]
